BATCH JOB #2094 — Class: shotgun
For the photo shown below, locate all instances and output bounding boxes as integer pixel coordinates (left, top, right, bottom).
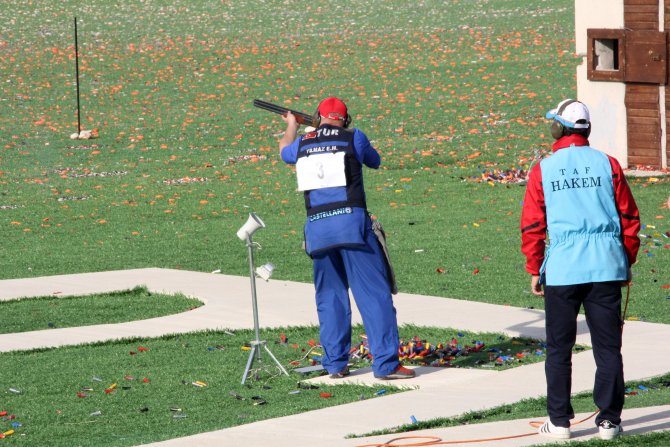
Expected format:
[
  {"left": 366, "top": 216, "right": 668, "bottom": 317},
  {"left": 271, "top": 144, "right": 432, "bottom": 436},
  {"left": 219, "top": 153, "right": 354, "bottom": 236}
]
[{"left": 253, "top": 99, "right": 315, "bottom": 127}]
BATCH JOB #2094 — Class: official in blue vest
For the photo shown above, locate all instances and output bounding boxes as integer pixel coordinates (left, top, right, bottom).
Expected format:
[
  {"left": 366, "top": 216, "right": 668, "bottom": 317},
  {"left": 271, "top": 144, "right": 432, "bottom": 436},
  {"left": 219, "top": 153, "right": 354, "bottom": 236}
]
[
  {"left": 521, "top": 99, "right": 640, "bottom": 441},
  {"left": 279, "top": 97, "right": 415, "bottom": 380}
]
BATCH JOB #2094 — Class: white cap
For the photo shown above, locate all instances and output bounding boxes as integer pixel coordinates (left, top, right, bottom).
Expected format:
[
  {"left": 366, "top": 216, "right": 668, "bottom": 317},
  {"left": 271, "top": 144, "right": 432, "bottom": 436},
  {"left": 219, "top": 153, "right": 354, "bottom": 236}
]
[{"left": 546, "top": 99, "right": 590, "bottom": 129}]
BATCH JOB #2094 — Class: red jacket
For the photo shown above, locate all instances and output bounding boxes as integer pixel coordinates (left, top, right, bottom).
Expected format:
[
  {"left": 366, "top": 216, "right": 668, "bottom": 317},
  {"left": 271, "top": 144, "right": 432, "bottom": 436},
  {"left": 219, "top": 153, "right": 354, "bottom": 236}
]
[{"left": 521, "top": 135, "right": 641, "bottom": 275}]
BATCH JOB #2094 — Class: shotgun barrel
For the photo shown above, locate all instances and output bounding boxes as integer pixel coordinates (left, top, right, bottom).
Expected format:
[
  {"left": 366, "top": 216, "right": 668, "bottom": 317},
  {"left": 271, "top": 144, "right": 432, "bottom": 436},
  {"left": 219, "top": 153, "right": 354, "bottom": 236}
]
[{"left": 253, "top": 99, "right": 315, "bottom": 127}]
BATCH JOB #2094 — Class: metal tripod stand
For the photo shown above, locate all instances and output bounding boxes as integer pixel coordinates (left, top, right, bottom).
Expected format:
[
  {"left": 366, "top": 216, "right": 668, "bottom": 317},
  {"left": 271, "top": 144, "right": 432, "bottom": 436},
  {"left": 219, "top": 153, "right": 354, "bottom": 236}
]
[{"left": 241, "top": 234, "right": 289, "bottom": 384}]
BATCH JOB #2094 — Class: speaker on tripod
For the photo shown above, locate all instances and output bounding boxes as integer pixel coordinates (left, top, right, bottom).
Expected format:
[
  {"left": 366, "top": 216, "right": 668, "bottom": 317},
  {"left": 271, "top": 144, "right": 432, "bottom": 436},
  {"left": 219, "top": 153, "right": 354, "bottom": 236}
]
[{"left": 236, "top": 213, "right": 289, "bottom": 384}]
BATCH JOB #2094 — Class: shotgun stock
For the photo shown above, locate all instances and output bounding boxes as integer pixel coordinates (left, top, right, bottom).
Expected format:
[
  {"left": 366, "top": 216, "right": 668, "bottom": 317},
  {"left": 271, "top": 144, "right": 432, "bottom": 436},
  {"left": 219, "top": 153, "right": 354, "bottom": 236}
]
[{"left": 253, "top": 99, "right": 315, "bottom": 127}]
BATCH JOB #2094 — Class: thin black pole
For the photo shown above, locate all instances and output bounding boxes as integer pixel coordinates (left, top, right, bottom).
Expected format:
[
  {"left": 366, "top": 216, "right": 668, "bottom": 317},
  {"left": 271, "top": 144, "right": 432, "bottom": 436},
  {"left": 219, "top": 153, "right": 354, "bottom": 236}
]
[{"left": 74, "top": 17, "right": 81, "bottom": 135}]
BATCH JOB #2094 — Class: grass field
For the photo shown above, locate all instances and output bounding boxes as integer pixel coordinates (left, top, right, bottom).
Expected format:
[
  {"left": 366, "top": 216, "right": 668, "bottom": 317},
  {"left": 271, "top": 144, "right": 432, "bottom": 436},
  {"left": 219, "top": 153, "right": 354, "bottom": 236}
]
[
  {"left": 0, "top": 287, "right": 202, "bottom": 333},
  {"left": 1, "top": 0, "right": 668, "bottom": 322},
  {"left": 1, "top": 0, "right": 669, "bottom": 445},
  {"left": 0, "top": 324, "right": 552, "bottom": 447}
]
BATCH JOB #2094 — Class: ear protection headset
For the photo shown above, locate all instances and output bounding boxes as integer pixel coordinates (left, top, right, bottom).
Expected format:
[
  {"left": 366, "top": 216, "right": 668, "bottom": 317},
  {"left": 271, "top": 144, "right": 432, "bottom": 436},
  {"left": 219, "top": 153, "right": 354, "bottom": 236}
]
[
  {"left": 342, "top": 111, "right": 352, "bottom": 128},
  {"left": 550, "top": 99, "right": 591, "bottom": 139},
  {"left": 312, "top": 100, "right": 352, "bottom": 128},
  {"left": 312, "top": 109, "right": 322, "bottom": 128}
]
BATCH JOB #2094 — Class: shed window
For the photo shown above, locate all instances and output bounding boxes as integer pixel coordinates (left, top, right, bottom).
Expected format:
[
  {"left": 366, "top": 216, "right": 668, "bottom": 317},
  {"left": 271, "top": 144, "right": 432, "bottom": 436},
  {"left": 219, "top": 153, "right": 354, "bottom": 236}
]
[
  {"left": 587, "top": 29, "right": 625, "bottom": 82},
  {"left": 594, "top": 39, "right": 619, "bottom": 71}
]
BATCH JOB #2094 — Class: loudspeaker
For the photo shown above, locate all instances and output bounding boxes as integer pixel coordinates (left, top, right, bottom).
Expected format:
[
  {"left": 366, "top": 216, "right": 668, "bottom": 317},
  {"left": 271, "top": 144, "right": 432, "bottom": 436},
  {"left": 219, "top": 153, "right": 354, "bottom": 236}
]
[
  {"left": 255, "top": 262, "right": 274, "bottom": 281},
  {"left": 236, "top": 212, "right": 266, "bottom": 240}
]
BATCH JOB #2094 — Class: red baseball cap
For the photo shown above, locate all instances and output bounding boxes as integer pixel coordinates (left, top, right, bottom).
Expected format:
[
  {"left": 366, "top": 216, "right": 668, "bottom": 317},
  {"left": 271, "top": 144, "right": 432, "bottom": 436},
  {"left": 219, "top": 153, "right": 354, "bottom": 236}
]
[{"left": 318, "top": 97, "right": 348, "bottom": 121}]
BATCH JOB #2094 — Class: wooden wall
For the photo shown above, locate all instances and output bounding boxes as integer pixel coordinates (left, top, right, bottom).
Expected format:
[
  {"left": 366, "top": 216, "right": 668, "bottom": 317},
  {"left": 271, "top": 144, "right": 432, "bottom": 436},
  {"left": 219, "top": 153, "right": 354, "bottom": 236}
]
[
  {"left": 625, "top": 0, "right": 659, "bottom": 29},
  {"left": 624, "top": 0, "right": 662, "bottom": 167},
  {"left": 666, "top": 0, "right": 670, "bottom": 166}
]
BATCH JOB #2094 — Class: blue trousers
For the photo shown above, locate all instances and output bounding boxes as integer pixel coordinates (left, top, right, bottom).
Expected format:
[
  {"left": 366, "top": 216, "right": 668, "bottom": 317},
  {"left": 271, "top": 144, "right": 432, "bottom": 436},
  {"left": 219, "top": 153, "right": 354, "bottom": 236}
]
[
  {"left": 312, "top": 228, "right": 400, "bottom": 377},
  {"left": 544, "top": 282, "right": 624, "bottom": 427}
]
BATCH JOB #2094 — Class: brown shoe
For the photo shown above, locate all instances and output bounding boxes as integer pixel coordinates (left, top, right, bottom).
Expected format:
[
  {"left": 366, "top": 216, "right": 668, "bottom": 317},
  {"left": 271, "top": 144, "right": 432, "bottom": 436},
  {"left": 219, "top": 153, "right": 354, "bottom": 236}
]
[
  {"left": 375, "top": 365, "right": 416, "bottom": 380},
  {"left": 329, "top": 366, "right": 350, "bottom": 379}
]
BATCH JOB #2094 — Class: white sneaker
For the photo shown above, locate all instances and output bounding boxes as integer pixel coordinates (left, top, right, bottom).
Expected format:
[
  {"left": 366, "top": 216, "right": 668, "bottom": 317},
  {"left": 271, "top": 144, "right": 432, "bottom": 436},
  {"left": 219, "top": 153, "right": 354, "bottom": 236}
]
[
  {"left": 538, "top": 419, "right": 571, "bottom": 439},
  {"left": 599, "top": 420, "right": 623, "bottom": 440}
]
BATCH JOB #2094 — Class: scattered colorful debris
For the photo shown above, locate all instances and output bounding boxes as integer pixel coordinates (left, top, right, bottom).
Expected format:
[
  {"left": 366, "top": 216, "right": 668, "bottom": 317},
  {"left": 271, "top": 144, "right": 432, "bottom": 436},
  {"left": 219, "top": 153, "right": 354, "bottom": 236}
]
[
  {"left": 227, "top": 154, "right": 267, "bottom": 163},
  {"left": 283, "top": 332, "right": 552, "bottom": 374},
  {"left": 251, "top": 396, "right": 266, "bottom": 405},
  {"left": 636, "top": 221, "right": 670, "bottom": 311},
  {"left": 161, "top": 176, "right": 208, "bottom": 186},
  {"left": 467, "top": 167, "right": 528, "bottom": 184},
  {"left": 56, "top": 169, "right": 127, "bottom": 178},
  {"left": 396, "top": 334, "right": 549, "bottom": 368},
  {"left": 0, "top": 410, "right": 18, "bottom": 440}
]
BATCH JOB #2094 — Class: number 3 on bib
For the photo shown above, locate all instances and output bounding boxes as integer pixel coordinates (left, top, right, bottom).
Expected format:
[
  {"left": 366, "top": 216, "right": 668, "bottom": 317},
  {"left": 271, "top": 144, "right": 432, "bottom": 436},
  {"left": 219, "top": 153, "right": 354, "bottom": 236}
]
[{"left": 296, "top": 152, "right": 347, "bottom": 191}]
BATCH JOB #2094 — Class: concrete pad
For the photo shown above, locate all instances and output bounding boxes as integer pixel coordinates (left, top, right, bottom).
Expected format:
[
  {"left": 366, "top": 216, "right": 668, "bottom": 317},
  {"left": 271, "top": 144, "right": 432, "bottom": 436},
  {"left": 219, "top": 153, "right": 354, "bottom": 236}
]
[
  {"left": 625, "top": 169, "right": 668, "bottom": 177},
  {"left": 307, "top": 365, "right": 493, "bottom": 388},
  {"left": 344, "top": 405, "right": 670, "bottom": 447},
  {"left": 0, "top": 268, "right": 668, "bottom": 447},
  {"left": 0, "top": 269, "right": 320, "bottom": 352}
]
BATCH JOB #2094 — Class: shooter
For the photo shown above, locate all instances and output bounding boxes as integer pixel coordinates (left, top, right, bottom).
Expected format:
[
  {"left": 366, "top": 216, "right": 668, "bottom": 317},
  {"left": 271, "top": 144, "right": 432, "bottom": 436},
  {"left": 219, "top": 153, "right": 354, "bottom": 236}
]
[{"left": 277, "top": 97, "right": 414, "bottom": 380}]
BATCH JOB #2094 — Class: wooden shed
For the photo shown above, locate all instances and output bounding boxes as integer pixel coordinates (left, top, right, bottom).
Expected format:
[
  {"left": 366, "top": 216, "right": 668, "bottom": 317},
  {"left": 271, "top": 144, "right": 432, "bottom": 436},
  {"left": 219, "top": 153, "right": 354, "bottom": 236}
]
[{"left": 576, "top": 0, "right": 669, "bottom": 168}]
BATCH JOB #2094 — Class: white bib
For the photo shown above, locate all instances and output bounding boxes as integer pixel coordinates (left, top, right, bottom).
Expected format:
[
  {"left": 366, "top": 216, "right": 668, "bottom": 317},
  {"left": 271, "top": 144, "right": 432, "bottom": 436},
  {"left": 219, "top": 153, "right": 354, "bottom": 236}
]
[{"left": 296, "top": 151, "right": 347, "bottom": 191}]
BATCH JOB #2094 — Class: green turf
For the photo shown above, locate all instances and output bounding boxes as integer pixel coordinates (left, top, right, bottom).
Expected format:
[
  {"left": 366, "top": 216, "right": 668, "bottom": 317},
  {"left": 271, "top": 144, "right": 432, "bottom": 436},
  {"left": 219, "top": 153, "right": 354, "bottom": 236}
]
[
  {"left": 1, "top": 0, "right": 669, "bottom": 444},
  {"left": 0, "top": 324, "right": 548, "bottom": 446},
  {"left": 0, "top": 287, "right": 202, "bottom": 334},
  {"left": 1, "top": 0, "right": 667, "bottom": 323}
]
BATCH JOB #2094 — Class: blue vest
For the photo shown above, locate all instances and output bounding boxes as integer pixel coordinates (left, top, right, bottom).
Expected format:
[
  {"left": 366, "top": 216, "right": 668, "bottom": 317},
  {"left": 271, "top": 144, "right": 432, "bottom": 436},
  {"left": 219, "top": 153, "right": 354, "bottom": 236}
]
[
  {"left": 297, "top": 125, "right": 369, "bottom": 255},
  {"left": 539, "top": 145, "right": 628, "bottom": 285}
]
